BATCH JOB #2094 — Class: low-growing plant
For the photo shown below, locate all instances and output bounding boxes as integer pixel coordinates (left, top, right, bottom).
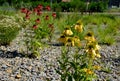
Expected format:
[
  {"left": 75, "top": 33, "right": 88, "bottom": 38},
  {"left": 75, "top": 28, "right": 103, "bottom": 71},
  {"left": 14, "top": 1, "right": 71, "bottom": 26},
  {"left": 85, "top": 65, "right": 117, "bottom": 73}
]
[{"left": 0, "top": 15, "right": 20, "bottom": 45}]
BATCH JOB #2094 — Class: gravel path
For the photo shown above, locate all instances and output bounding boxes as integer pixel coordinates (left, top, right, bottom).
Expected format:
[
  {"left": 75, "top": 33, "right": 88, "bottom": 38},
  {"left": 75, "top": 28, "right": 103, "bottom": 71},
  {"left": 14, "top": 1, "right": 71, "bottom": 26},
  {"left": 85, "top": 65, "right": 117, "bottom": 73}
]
[{"left": 0, "top": 28, "right": 120, "bottom": 81}]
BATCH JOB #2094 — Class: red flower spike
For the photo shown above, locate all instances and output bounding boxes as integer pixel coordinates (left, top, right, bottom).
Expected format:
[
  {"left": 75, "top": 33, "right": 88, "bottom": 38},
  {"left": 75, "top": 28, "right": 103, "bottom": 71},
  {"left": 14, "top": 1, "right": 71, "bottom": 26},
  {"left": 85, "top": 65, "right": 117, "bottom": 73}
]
[
  {"left": 33, "top": 25, "right": 38, "bottom": 29},
  {"left": 46, "top": 6, "right": 51, "bottom": 11},
  {"left": 21, "top": 8, "right": 28, "bottom": 13},
  {"left": 35, "top": 18, "right": 40, "bottom": 24},
  {"left": 52, "top": 13, "right": 56, "bottom": 18},
  {"left": 45, "top": 15, "right": 49, "bottom": 20}
]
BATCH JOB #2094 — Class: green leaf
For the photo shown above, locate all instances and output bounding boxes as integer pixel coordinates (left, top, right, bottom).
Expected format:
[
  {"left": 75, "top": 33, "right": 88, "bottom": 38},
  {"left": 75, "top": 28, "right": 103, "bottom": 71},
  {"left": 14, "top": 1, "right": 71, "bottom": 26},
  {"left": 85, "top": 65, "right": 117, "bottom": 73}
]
[
  {"left": 69, "top": 62, "right": 76, "bottom": 69},
  {"left": 68, "top": 75, "right": 73, "bottom": 81}
]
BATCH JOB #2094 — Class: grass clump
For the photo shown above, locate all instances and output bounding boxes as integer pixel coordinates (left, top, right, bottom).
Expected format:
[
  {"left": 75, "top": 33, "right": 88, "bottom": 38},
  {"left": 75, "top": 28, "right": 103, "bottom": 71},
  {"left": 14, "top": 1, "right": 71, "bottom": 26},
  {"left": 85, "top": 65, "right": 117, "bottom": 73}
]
[{"left": 0, "top": 15, "right": 20, "bottom": 45}]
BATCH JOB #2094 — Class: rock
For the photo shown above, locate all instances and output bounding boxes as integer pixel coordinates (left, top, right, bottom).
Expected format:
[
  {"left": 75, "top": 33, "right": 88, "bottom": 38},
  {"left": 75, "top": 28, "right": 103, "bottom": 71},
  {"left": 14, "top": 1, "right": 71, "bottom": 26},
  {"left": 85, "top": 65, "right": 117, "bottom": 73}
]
[
  {"left": 1, "top": 64, "right": 8, "bottom": 69},
  {"left": 15, "top": 74, "right": 21, "bottom": 79}
]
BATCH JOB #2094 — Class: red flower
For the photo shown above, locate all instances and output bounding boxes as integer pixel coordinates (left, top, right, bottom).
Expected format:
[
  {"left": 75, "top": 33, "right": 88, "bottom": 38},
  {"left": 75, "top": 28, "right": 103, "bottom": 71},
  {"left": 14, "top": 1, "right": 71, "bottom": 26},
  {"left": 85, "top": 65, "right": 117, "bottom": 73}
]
[
  {"left": 46, "top": 6, "right": 51, "bottom": 11},
  {"left": 52, "top": 13, "right": 56, "bottom": 18},
  {"left": 33, "top": 8, "right": 38, "bottom": 13},
  {"left": 21, "top": 8, "right": 27, "bottom": 13},
  {"left": 26, "top": 10, "right": 32, "bottom": 15},
  {"left": 25, "top": 14, "right": 30, "bottom": 19},
  {"left": 37, "top": 10, "right": 42, "bottom": 16},
  {"left": 35, "top": 18, "right": 40, "bottom": 24},
  {"left": 37, "top": 4, "right": 43, "bottom": 11},
  {"left": 45, "top": 15, "right": 49, "bottom": 20},
  {"left": 33, "top": 24, "right": 38, "bottom": 29}
]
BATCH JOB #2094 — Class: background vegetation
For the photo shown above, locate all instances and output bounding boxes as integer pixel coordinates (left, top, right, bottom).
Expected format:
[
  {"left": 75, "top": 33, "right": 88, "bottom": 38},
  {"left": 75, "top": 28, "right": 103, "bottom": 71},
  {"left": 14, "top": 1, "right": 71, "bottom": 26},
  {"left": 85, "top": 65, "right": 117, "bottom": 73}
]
[{"left": 0, "top": 0, "right": 110, "bottom": 12}]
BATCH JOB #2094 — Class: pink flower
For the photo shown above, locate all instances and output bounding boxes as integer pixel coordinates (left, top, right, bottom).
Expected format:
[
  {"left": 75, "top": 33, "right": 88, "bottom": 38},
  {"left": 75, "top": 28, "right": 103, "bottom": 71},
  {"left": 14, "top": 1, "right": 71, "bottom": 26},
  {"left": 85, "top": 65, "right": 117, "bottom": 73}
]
[
  {"left": 52, "top": 13, "right": 56, "bottom": 18},
  {"left": 37, "top": 4, "right": 43, "bottom": 11},
  {"left": 26, "top": 10, "right": 32, "bottom": 15},
  {"left": 46, "top": 6, "right": 51, "bottom": 11},
  {"left": 33, "top": 24, "right": 38, "bottom": 29},
  {"left": 21, "top": 8, "right": 27, "bottom": 13},
  {"left": 33, "top": 8, "right": 38, "bottom": 13},
  {"left": 45, "top": 15, "right": 49, "bottom": 20},
  {"left": 35, "top": 18, "right": 40, "bottom": 24},
  {"left": 37, "top": 10, "right": 42, "bottom": 16},
  {"left": 25, "top": 14, "right": 30, "bottom": 19}
]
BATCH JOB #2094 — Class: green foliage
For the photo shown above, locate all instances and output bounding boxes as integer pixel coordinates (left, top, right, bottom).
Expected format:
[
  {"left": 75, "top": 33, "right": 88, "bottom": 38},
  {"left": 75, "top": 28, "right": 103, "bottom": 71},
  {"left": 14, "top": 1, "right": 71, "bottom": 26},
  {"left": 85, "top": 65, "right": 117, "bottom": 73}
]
[
  {"left": 88, "top": 1, "right": 108, "bottom": 12},
  {"left": 55, "top": 13, "right": 119, "bottom": 45},
  {"left": 52, "top": 2, "right": 62, "bottom": 12},
  {"left": 70, "top": 0, "right": 86, "bottom": 12},
  {"left": 56, "top": 46, "right": 98, "bottom": 81},
  {"left": 0, "top": 15, "right": 20, "bottom": 45},
  {"left": 0, "top": 2, "right": 16, "bottom": 15},
  {"left": 0, "top": 0, "right": 110, "bottom": 12}
]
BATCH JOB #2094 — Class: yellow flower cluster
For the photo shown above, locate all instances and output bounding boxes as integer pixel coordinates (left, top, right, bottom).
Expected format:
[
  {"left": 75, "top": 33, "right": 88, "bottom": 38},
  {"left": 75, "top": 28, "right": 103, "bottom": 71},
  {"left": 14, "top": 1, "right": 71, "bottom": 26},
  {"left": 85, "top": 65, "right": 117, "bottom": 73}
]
[
  {"left": 58, "top": 20, "right": 84, "bottom": 46},
  {"left": 85, "top": 31, "right": 101, "bottom": 59},
  {"left": 58, "top": 26, "right": 81, "bottom": 46}
]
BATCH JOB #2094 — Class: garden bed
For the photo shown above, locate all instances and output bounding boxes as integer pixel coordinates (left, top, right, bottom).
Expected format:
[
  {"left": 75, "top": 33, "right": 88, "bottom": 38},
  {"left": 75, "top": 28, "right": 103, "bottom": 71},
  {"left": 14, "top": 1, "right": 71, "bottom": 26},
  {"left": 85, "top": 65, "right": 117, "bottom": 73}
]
[
  {"left": 0, "top": 6, "right": 120, "bottom": 80},
  {"left": 0, "top": 26, "right": 120, "bottom": 81}
]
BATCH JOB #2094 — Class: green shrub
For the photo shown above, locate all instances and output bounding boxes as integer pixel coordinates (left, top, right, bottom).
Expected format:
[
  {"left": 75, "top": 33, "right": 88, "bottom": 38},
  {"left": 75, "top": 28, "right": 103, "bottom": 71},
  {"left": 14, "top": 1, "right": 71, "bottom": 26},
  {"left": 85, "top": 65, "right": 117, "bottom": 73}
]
[
  {"left": 52, "top": 2, "right": 62, "bottom": 12},
  {"left": 88, "top": 1, "right": 108, "bottom": 12},
  {"left": 0, "top": 15, "right": 20, "bottom": 45}
]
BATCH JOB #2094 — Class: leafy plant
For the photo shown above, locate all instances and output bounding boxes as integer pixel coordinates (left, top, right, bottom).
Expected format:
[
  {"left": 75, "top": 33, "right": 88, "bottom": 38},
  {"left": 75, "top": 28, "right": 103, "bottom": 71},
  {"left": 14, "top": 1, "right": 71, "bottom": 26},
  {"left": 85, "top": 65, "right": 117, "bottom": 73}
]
[
  {"left": 20, "top": 4, "right": 57, "bottom": 58},
  {"left": 57, "top": 27, "right": 101, "bottom": 81},
  {"left": 0, "top": 15, "right": 20, "bottom": 45}
]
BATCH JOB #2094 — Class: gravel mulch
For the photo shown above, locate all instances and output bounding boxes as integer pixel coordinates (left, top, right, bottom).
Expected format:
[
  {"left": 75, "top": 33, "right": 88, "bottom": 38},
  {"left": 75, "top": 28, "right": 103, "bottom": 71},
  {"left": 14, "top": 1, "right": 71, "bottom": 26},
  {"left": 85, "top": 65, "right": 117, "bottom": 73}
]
[{"left": 0, "top": 29, "right": 120, "bottom": 81}]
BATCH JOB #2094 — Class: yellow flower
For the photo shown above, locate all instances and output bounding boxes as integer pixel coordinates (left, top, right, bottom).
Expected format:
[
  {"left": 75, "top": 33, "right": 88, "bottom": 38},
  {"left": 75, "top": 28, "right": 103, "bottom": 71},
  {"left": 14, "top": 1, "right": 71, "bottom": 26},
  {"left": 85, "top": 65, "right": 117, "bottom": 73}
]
[
  {"left": 65, "top": 37, "right": 74, "bottom": 46},
  {"left": 85, "top": 31, "right": 96, "bottom": 42},
  {"left": 74, "top": 24, "right": 83, "bottom": 33},
  {"left": 95, "top": 50, "right": 101, "bottom": 58},
  {"left": 86, "top": 41, "right": 100, "bottom": 50},
  {"left": 83, "top": 68, "right": 94, "bottom": 75},
  {"left": 74, "top": 20, "right": 83, "bottom": 33},
  {"left": 85, "top": 36, "right": 96, "bottom": 42},
  {"left": 76, "top": 20, "right": 82, "bottom": 24},
  {"left": 96, "top": 53, "right": 101, "bottom": 58},
  {"left": 95, "top": 44, "right": 101, "bottom": 50},
  {"left": 63, "top": 27, "right": 73, "bottom": 36},
  {"left": 57, "top": 35, "right": 68, "bottom": 44},
  {"left": 93, "top": 65, "right": 101, "bottom": 70},
  {"left": 86, "top": 42, "right": 95, "bottom": 50},
  {"left": 86, "top": 49, "right": 96, "bottom": 59},
  {"left": 73, "top": 36, "right": 81, "bottom": 46}
]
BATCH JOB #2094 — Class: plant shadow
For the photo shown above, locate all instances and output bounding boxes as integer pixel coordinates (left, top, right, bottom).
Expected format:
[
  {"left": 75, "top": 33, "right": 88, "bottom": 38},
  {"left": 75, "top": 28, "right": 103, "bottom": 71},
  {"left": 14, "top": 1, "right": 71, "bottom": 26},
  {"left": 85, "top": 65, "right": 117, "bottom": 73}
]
[{"left": 0, "top": 49, "right": 25, "bottom": 58}]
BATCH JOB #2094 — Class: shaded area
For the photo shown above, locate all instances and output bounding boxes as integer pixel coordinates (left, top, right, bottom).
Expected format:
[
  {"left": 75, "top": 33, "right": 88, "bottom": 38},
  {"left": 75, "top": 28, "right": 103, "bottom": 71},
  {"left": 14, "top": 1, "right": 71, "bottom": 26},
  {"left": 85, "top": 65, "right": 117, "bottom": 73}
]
[{"left": 0, "top": 49, "right": 25, "bottom": 58}]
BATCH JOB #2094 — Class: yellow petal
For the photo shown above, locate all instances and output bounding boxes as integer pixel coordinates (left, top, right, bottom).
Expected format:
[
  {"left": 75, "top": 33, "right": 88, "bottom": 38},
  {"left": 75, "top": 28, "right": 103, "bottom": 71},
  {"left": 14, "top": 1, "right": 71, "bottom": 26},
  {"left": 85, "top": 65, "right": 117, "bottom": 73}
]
[
  {"left": 96, "top": 53, "right": 101, "bottom": 58},
  {"left": 63, "top": 29, "right": 73, "bottom": 36},
  {"left": 95, "top": 44, "right": 101, "bottom": 50},
  {"left": 74, "top": 24, "right": 83, "bottom": 32},
  {"left": 93, "top": 65, "right": 101, "bottom": 70}
]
